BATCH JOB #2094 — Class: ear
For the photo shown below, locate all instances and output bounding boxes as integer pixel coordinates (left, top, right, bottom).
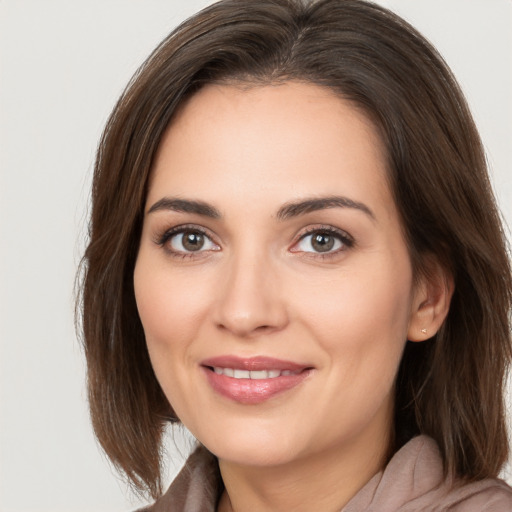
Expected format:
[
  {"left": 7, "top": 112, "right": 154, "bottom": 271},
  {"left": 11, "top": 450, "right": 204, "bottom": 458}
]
[{"left": 407, "top": 259, "right": 454, "bottom": 342}]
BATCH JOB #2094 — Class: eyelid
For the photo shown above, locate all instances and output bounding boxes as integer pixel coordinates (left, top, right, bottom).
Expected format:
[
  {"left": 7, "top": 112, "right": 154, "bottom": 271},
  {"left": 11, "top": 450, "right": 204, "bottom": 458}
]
[
  {"left": 290, "top": 225, "right": 354, "bottom": 255},
  {"left": 154, "top": 224, "right": 220, "bottom": 255},
  {"left": 153, "top": 223, "right": 353, "bottom": 258}
]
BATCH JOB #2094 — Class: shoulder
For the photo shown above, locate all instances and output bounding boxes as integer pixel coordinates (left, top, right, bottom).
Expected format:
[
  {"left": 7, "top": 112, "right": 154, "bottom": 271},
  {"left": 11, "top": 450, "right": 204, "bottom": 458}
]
[
  {"left": 393, "top": 437, "right": 512, "bottom": 511},
  {"left": 433, "top": 478, "right": 512, "bottom": 512},
  {"left": 135, "top": 444, "right": 221, "bottom": 512},
  {"left": 343, "top": 436, "right": 512, "bottom": 511}
]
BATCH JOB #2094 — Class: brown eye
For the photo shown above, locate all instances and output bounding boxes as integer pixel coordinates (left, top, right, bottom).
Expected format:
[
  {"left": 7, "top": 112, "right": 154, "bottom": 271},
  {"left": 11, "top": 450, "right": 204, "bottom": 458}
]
[
  {"left": 293, "top": 228, "right": 352, "bottom": 255},
  {"left": 311, "top": 233, "right": 335, "bottom": 252},
  {"left": 167, "top": 230, "right": 218, "bottom": 253},
  {"left": 181, "top": 232, "right": 205, "bottom": 251}
]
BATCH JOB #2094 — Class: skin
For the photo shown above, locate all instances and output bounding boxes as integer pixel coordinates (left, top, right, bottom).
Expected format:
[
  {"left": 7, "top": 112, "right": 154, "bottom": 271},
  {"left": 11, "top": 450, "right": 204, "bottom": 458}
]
[{"left": 134, "top": 82, "right": 451, "bottom": 512}]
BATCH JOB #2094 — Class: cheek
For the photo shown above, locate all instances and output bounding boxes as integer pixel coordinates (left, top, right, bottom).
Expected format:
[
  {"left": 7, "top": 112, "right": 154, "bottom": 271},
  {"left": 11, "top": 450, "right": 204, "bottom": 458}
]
[
  {"left": 293, "top": 255, "right": 414, "bottom": 380},
  {"left": 299, "top": 264, "right": 412, "bottom": 334},
  {"left": 134, "top": 257, "right": 209, "bottom": 347},
  {"left": 133, "top": 255, "right": 210, "bottom": 414},
  {"left": 298, "top": 259, "right": 414, "bottom": 430}
]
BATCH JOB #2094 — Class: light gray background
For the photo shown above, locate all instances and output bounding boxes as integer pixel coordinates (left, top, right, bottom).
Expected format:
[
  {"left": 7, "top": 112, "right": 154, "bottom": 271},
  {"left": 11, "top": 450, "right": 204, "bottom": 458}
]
[{"left": 1, "top": 1, "right": 511, "bottom": 511}]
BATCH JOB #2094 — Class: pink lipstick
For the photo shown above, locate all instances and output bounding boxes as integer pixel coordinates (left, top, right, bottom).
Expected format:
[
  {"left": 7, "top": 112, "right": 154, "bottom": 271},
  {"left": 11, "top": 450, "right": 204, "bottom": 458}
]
[{"left": 201, "top": 356, "right": 313, "bottom": 404}]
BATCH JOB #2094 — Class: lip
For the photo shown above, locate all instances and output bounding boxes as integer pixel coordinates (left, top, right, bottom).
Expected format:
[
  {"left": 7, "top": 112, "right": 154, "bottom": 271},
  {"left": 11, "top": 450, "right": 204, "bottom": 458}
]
[
  {"left": 201, "top": 356, "right": 313, "bottom": 404},
  {"left": 201, "top": 355, "right": 309, "bottom": 372}
]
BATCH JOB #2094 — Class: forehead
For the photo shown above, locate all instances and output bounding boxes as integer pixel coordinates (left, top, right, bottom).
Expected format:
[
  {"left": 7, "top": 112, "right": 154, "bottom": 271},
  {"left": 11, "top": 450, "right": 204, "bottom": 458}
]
[{"left": 148, "top": 82, "right": 394, "bottom": 220}]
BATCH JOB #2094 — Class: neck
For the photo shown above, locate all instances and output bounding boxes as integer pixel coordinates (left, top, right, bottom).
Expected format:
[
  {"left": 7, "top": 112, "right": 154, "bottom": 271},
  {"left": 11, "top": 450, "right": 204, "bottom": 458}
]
[{"left": 217, "top": 426, "right": 391, "bottom": 512}]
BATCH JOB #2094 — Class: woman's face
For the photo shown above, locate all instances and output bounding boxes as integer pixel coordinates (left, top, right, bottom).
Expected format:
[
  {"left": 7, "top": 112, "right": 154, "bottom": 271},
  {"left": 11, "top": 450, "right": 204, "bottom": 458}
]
[{"left": 134, "top": 82, "right": 426, "bottom": 469}]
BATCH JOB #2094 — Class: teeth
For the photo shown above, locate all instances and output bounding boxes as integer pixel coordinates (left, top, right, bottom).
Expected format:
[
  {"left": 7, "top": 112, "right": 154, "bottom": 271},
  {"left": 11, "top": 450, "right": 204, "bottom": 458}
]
[
  {"left": 249, "top": 370, "right": 268, "bottom": 379},
  {"left": 212, "top": 367, "right": 299, "bottom": 379}
]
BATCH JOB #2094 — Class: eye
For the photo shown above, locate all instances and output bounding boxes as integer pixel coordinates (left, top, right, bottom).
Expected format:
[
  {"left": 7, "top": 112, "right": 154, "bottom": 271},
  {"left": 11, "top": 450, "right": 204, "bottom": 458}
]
[
  {"left": 292, "top": 228, "right": 353, "bottom": 255},
  {"left": 159, "top": 227, "right": 220, "bottom": 255}
]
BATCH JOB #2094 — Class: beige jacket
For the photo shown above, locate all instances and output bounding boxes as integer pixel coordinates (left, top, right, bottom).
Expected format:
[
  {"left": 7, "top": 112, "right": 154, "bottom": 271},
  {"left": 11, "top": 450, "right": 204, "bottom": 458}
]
[{"left": 141, "top": 436, "right": 512, "bottom": 511}]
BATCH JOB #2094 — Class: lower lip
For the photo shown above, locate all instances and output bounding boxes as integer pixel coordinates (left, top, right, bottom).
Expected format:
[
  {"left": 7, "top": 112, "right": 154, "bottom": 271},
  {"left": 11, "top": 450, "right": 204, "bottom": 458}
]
[{"left": 203, "top": 367, "right": 312, "bottom": 404}]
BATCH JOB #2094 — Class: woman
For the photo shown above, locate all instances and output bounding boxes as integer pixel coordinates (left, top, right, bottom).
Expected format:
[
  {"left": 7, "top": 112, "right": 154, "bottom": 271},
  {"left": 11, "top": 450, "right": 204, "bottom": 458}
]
[{"left": 79, "top": 0, "right": 512, "bottom": 510}]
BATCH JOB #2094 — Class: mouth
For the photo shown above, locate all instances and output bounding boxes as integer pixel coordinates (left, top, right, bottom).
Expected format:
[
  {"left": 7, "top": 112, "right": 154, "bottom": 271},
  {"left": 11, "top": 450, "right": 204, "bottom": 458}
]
[
  {"left": 211, "top": 367, "right": 302, "bottom": 379},
  {"left": 201, "top": 356, "right": 313, "bottom": 404}
]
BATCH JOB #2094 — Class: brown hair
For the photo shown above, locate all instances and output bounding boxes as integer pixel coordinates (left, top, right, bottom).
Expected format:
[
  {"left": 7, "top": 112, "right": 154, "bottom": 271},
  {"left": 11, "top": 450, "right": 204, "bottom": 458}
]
[{"left": 78, "top": 0, "right": 512, "bottom": 499}]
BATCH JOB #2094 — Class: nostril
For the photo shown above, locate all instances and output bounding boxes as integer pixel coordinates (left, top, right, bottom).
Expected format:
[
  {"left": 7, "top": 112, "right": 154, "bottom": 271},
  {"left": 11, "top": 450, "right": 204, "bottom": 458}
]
[{"left": 254, "top": 325, "right": 272, "bottom": 332}]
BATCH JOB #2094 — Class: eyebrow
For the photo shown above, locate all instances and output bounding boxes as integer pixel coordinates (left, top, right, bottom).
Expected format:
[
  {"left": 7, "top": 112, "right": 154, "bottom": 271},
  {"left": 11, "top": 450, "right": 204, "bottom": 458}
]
[
  {"left": 276, "top": 196, "right": 375, "bottom": 221},
  {"left": 147, "top": 198, "right": 221, "bottom": 218},
  {"left": 147, "top": 195, "right": 375, "bottom": 221}
]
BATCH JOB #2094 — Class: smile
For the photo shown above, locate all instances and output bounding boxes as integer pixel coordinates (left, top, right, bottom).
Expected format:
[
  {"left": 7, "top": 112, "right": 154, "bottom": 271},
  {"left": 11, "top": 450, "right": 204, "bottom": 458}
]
[
  {"left": 201, "top": 356, "right": 313, "bottom": 404},
  {"left": 212, "top": 368, "right": 301, "bottom": 379}
]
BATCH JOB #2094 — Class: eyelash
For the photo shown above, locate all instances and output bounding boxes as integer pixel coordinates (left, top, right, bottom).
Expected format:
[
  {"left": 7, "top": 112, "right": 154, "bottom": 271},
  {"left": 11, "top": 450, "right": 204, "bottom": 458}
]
[
  {"left": 155, "top": 224, "right": 219, "bottom": 259},
  {"left": 154, "top": 224, "right": 354, "bottom": 259},
  {"left": 292, "top": 225, "right": 355, "bottom": 259}
]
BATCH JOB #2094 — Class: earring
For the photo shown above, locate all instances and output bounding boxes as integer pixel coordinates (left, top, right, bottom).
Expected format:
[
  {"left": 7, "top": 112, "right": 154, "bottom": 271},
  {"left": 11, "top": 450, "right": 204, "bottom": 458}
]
[{"left": 421, "top": 328, "right": 427, "bottom": 334}]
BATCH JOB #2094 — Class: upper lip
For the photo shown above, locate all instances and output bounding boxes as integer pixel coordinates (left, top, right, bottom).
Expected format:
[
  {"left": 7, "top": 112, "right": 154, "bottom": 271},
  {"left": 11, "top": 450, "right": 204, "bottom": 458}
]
[{"left": 201, "top": 355, "right": 311, "bottom": 372}]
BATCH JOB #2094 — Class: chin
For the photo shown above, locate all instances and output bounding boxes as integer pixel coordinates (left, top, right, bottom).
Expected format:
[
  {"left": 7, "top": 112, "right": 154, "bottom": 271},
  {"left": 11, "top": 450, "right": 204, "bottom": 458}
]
[
  {"left": 189, "top": 417, "right": 307, "bottom": 467},
  {"left": 209, "top": 438, "right": 302, "bottom": 468}
]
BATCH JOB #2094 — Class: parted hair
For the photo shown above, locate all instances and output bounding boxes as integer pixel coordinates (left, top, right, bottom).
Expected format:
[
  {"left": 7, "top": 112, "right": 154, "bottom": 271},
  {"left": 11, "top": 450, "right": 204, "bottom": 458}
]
[{"left": 78, "top": 0, "right": 512, "bottom": 499}]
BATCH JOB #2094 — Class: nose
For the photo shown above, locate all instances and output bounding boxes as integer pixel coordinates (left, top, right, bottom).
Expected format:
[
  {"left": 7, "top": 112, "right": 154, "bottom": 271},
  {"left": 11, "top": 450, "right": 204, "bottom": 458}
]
[{"left": 212, "top": 251, "right": 289, "bottom": 338}]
